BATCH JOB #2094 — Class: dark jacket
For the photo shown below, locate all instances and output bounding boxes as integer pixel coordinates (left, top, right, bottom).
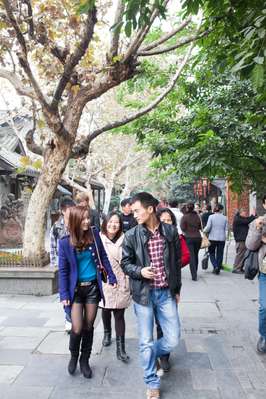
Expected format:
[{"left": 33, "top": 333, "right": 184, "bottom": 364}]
[
  {"left": 201, "top": 211, "right": 213, "bottom": 228},
  {"left": 121, "top": 213, "right": 137, "bottom": 233},
  {"left": 233, "top": 214, "right": 256, "bottom": 242},
  {"left": 180, "top": 211, "right": 202, "bottom": 238},
  {"left": 121, "top": 222, "right": 182, "bottom": 305},
  {"left": 58, "top": 227, "right": 117, "bottom": 317}
]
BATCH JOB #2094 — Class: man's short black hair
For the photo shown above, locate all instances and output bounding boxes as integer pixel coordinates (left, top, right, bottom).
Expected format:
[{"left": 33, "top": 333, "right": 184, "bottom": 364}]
[
  {"left": 169, "top": 199, "right": 178, "bottom": 208},
  {"left": 60, "top": 197, "right": 75, "bottom": 210},
  {"left": 131, "top": 192, "right": 159, "bottom": 211},
  {"left": 263, "top": 195, "right": 266, "bottom": 205},
  {"left": 214, "top": 203, "right": 224, "bottom": 212},
  {"left": 120, "top": 198, "right": 132, "bottom": 207}
]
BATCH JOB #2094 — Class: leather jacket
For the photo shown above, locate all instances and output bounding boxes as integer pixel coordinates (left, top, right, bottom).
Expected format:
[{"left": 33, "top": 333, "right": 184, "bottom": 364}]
[{"left": 121, "top": 222, "right": 182, "bottom": 305}]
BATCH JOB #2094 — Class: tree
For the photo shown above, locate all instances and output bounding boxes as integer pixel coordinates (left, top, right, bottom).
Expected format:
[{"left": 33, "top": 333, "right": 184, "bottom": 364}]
[
  {"left": 183, "top": 0, "right": 266, "bottom": 91},
  {"left": 0, "top": 0, "right": 206, "bottom": 258},
  {"left": 119, "top": 69, "right": 266, "bottom": 193}
]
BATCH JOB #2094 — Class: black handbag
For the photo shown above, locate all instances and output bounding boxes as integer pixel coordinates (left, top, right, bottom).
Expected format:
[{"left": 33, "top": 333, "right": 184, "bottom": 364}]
[
  {"left": 244, "top": 249, "right": 259, "bottom": 280},
  {"left": 201, "top": 250, "right": 209, "bottom": 270}
]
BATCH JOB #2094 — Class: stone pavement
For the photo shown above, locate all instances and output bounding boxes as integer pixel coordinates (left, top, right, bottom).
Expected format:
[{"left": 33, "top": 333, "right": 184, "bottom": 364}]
[{"left": 0, "top": 245, "right": 266, "bottom": 399}]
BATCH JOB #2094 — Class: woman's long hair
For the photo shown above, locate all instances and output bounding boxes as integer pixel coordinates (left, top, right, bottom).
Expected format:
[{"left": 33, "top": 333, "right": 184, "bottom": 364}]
[
  {"left": 156, "top": 207, "right": 177, "bottom": 226},
  {"left": 101, "top": 211, "right": 123, "bottom": 242},
  {"left": 68, "top": 206, "right": 93, "bottom": 249}
]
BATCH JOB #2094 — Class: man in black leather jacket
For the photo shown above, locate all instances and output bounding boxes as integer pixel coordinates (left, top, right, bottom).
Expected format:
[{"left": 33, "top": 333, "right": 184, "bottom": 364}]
[{"left": 121, "top": 192, "right": 182, "bottom": 399}]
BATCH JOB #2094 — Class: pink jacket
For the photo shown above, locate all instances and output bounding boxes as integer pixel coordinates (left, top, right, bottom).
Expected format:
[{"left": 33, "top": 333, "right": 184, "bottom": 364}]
[{"left": 99, "top": 233, "right": 131, "bottom": 309}]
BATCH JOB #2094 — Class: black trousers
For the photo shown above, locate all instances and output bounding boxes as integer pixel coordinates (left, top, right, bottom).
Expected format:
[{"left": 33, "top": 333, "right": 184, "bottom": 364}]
[{"left": 186, "top": 237, "right": 202, "bottom": 279}]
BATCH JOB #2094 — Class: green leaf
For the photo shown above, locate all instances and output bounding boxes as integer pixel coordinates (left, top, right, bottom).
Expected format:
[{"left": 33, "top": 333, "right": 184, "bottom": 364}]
[
  {"left": 125, "top": 21, "right": 132, "bottom": 37},
  {"left": 254, "top": 56, "right": 264, "bottom": 65},
  {"left": 76, "top": 0, "right": 95, "bottom": 15},
  {"left": 251, "top": 64, "right": 264, "bottom": 89}
]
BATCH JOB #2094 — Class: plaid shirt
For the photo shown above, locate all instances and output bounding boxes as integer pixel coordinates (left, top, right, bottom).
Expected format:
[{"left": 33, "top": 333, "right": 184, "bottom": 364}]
[
  {"left": 50, "top": 217, "right": 68, "bottom": 267},
  {"left": 147, "top": 228, "right": 168, "bottom": 289}
]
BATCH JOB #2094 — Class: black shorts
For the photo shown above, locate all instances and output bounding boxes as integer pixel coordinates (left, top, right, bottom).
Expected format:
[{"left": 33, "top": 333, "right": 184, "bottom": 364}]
[{"left": 73, "top": 281, "right": 101, "bottom": 305}]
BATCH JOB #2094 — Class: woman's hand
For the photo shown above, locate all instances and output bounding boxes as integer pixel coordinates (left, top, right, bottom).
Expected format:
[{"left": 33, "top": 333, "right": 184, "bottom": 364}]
[
  {"left": 110, "top": 283, "right": 117, "bottom": 288},
  {"left": 61, "top": 299, "right": 70, "bottom": 306}
]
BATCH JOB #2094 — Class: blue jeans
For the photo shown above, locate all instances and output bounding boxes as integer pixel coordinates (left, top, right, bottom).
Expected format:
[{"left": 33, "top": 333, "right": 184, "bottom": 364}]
[
  {"left": 208, "top": 240, "right": 225, "bottom": 270},
  {"left": 259, "top": 272, "right": 266, "bottom": 339},
  {"left": 133, "top": 288, "right": 181, "bottom": 389}
]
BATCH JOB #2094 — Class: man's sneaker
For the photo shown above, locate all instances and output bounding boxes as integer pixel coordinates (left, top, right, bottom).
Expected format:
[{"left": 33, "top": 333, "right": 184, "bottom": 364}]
[
  {"left": 65, "top": 319, "right": 72, "bottom": 334},
  {"left": 146, "top": 388, "right": 160, "bottom": 399},
  {"left": 160, "top": 356, "right": 170, "bottom": 372},
  {"left": 257, "top": 336, "right": 266, "bottom": 353}
]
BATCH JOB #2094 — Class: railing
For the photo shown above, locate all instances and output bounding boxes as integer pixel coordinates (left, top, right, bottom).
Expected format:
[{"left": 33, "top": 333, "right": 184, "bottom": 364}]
[{"left": 0, "top": 250, "right": 50, "bottom": 268}]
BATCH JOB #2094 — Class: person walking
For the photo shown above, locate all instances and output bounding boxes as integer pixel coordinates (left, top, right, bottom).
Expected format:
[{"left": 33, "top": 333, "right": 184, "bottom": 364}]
[
  {"left": 100, "top": 211, "right": 131, "bottom": 362},
  {"left": 204, "top": 204, "right": 228, "bottom": 275},
  {"left": 120, "top": 198, "right": 137, "bottom": 233},
  {"left": 155, "top": 207, "right": 176, "bottom": 373},
  {"left": 180, "top": 202, "right": 202, "bottom": 281},
  {"left": 169, "top": 200, "right": 183, "bottom": 233},
  {"left": 75, "top": 192, "right": 101, "bottom": 229},
  {"left": 201, "top": 204, "right": 213, "bottom": 228},
  {"left": 232, "top": 209, "right": 256, "bottom": 274},
  {"left": 58, "top": 206, "right": 117, "bottom": 378},
  {"left": 121, "top": 192, "right": 182, "bottom": 399},
  {"left": 246, "top": 195, "right": 266, "bottom": 353},
  {"left": 50, "top": 197, "right": 75, "bottom": 332}
]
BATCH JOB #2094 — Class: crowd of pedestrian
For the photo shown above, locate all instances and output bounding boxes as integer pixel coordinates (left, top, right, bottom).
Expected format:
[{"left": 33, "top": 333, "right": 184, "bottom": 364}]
[{"left": 50, "top": 191, "right": 266, "bottom": 399}]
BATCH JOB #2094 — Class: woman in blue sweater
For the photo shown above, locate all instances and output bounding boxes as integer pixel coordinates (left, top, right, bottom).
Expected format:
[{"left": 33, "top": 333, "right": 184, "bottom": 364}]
[{"left": 58, "top": 206, "right": 117, "bottom": 378}]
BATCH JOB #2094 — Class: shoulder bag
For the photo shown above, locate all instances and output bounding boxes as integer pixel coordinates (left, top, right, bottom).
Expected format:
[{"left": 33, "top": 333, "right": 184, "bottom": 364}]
[
  {"left": 244, "top": 249, "right": 259, "bottom": 280},
  {"left": 91, "top": 228, "right": 108, "bottom": 283}
]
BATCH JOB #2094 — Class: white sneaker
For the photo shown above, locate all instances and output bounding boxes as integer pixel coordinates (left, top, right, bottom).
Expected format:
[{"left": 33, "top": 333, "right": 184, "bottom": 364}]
[
  {"left": 65, "top": 319, "right": 72, "bottom": 333},
  {"left": 156, "top": 360, "right": 164, "bottom": 377}
]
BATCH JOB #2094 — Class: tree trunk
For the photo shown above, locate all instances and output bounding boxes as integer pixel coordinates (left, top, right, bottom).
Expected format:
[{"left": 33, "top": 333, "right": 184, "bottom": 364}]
[
  {"left": 23, "top": 138, "right": 72, "bottom": 258},
  {"left": 103, "top": 182, "right": 114, "bottom": 215}
]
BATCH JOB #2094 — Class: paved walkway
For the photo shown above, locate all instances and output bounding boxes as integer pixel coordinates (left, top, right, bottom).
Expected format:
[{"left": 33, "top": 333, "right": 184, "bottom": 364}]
[{"left": 0, "top": 245, "right": 266, "bottom": 399}]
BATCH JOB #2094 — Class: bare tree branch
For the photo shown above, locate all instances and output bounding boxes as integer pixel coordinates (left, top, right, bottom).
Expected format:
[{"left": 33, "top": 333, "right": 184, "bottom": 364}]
[
  {"left": 0, "top": 68, "right": 36, "bottom": 99},
  {"left": 114, "top": 152, "right": 144, "bottom": 178},
  {"left": 123, "top": 0, "right": 170, "bottom": 63},
  {"left": 62, "top": 175, "right": 88, "bottom": 193},
  {"left": 3, "top": 0, "right": 50, "bottom": 109},
  {"left": 138, "top": 29, "right": 210, "bottom": 56},
  {"left": 51, "top": 7, "right": 97, "bottom": 110},
  {"left": 139, "top": 17, "right": 192, "bottom": 52},
  {"left": 23, "top": 0, "right": 34, "bottom": 38},
  {"left": 109, "top": 0, "right": 125, "bottom": 58},
  {"left": 35, "top": 21, "right": 69, "bottom": 64},
  {"left": 73, "top": 41, "right": 195, "bottom": 158},
  {"left": 25, "top": 129, "right": 44, "bottom": 156},
  {"left": 3, "top": 0, "right": 27, "bottom": 54}
]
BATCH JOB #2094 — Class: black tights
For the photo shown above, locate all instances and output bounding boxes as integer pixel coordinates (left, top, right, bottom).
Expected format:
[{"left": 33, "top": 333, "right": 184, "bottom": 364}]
[
  {"left": 71, "top": 303, "right": 98, "bottom": 335},
  {"left": 102, "top": 308, "right": 126, "bottom": 336}
]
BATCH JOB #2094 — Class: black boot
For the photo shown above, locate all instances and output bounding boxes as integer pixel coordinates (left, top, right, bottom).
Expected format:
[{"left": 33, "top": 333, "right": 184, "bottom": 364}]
[
  {"left": 116, "top": 336, "right": 130, "bottom": 362},
  {"left": 68, "top": 332, "right": 81, "bottom": 375},
  {"left": 102, "top": 329, "right": 112, "bottom": 347},
  {"left": 79, "top": 329, "right": 93, "bottom": 378},
  {"left": 159, "top": 354, "right": 170, "bottom": 372}
]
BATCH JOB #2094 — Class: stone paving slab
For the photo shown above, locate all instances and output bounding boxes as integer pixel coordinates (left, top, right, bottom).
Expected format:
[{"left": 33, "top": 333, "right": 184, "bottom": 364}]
[
  {"left": 1, "top": 245, "right": 266, "bottom": 399},
  {"left": 0, "top": 316, "right": 48, "bottom": 328},
  {"left": 0, "top": 336, "right": 42, "bottom": 350},
  {"left": 0, "top": 349, "right": 32, "bottom": 365},
  {"left": 0, "top": 365, "right": 24, "bottom": 384},
  {"left": 1, "top": 385, "right": 54, "bottom": 399},
  {"left": 0, "top": 327, "right": 49, "bottom": 338}
]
